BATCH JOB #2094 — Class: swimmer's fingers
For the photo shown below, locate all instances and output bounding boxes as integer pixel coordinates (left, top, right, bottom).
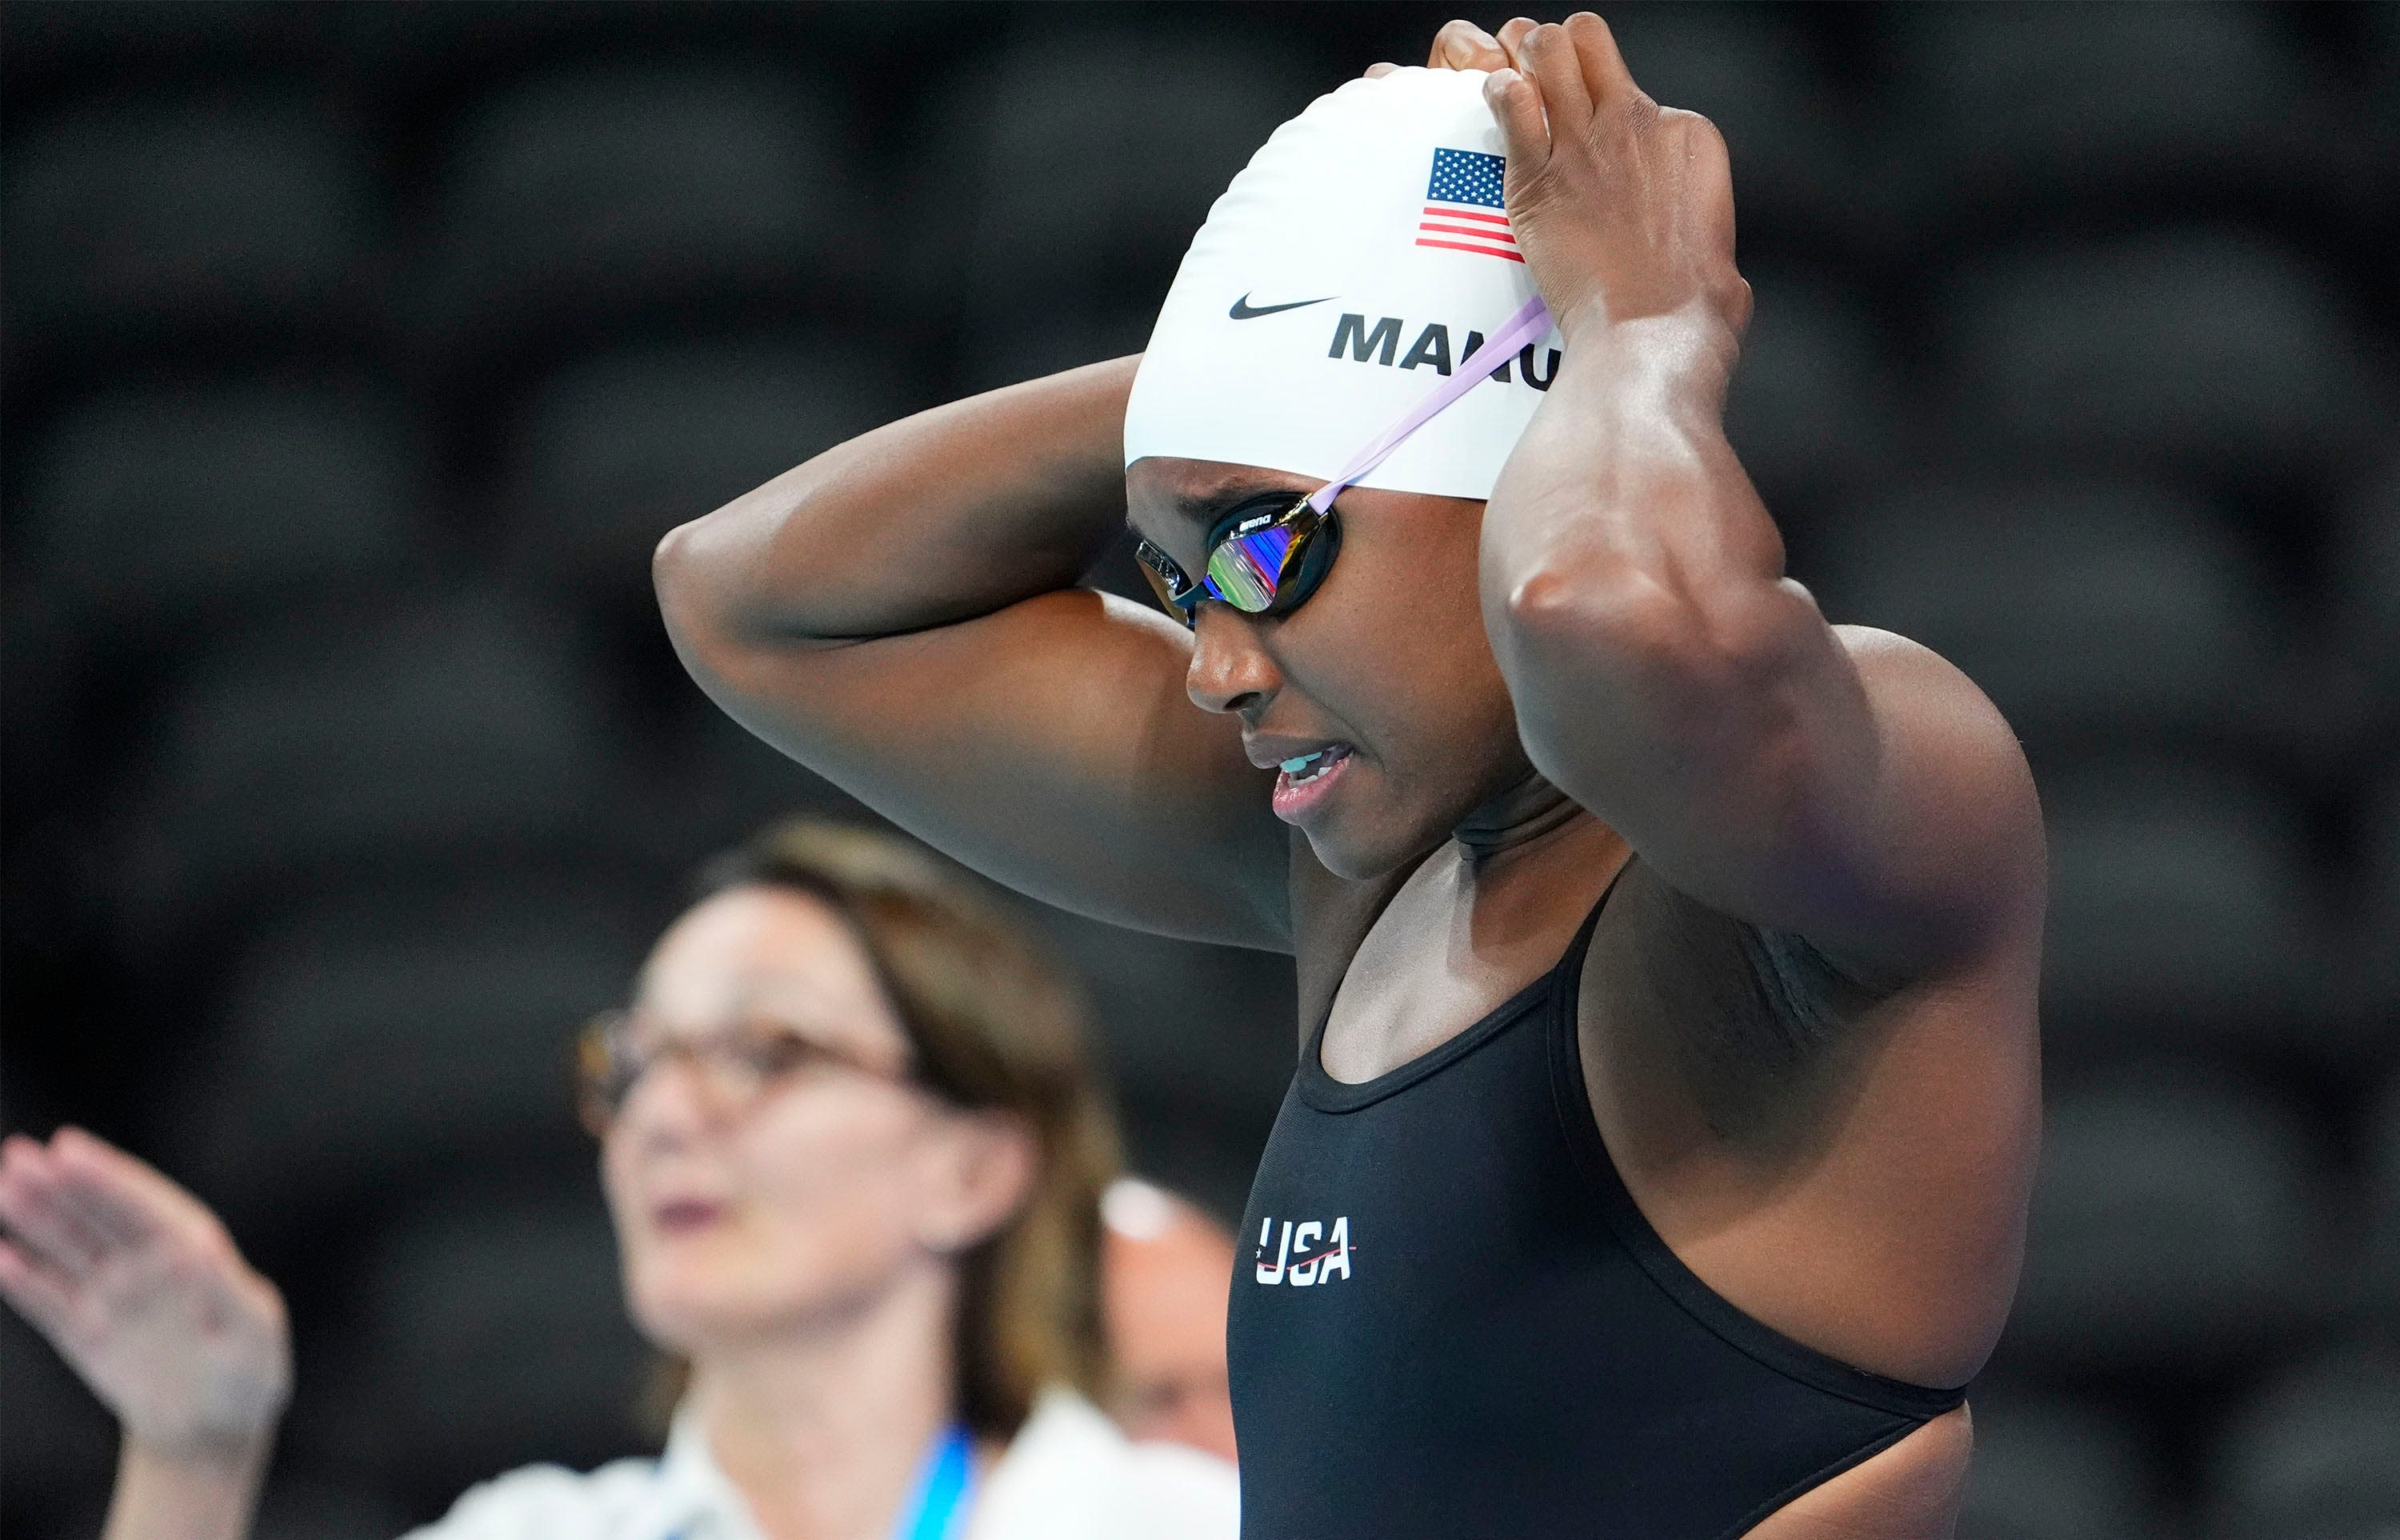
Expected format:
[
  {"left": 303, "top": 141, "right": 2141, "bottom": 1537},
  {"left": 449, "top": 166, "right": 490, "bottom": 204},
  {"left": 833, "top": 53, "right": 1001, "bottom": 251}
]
[
  {"left": 1562, "top": 12, "right": 1642, "bottom": 106},
  {"left": 1427, "top": 19, "right": 1508, "bottom": 70},
  {"left": 1372, "top": 19, "right": 1506, "bottom": 79},
  {"left": 1510, "top": 20, "right": 1596, "bottom": 130},
  {"left": 1485, "top": 66, "right": 1554, "bottom": 174}
]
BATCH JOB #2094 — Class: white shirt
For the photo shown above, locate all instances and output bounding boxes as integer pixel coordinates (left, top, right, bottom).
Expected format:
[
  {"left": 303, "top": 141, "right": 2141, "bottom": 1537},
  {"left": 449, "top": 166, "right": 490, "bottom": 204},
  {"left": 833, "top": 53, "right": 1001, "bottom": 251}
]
[{"left": 399, "top": 1388, "right": 1238, "bottom": 1540}]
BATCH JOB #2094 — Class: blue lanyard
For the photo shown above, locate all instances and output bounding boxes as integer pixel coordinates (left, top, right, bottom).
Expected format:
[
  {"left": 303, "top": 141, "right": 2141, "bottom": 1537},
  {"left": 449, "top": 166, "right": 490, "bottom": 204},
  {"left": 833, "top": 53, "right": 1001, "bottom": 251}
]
[{"left": 895, "top": 1422, "right": 975, "bottom": 1540}]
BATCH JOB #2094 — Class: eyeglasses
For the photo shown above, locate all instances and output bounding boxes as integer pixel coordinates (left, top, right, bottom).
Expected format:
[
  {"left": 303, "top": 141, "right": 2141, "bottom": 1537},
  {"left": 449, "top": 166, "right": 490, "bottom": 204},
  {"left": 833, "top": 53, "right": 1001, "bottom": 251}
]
[
  {"left": 575, "top": 1009, "right": 911, "bottom": 1134},
  {"left": 1131, "top": 294, "right": 1552, "bottom": 628}
]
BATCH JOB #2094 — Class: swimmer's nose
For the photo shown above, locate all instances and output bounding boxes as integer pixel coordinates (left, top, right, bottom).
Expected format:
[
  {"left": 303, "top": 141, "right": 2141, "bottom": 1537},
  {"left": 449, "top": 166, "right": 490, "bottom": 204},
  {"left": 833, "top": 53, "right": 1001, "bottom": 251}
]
[{"left": 1186, "top": 606, "right": 1279, "bottom": 718}]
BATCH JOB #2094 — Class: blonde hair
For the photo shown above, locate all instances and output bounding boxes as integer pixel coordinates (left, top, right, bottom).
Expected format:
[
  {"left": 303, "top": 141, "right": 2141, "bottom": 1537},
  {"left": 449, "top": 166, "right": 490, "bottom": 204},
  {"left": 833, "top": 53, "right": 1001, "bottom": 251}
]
[{"left": 692, "top": 819, "right": 1122, "bottom": 1436}]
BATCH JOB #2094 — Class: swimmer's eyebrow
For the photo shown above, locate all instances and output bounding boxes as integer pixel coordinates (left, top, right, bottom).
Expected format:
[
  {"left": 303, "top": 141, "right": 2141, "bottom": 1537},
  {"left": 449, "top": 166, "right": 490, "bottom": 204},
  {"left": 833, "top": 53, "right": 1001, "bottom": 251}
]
[{"left": 1134, "top": 477, "right": 1306, "bottom": 531}]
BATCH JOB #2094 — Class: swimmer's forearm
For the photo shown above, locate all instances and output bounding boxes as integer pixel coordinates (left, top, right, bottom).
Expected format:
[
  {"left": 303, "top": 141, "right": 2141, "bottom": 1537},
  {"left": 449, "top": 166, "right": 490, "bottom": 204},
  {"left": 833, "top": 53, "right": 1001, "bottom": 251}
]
[
  {"left": 655, "top": 358, "right": 1138, "bottom": 646},
  {"left": 1481, "top": 302, "right": 1794, "bottom": 650},
  {"left": 1478, "top": 305, "right": 1886, "bottom": 930}
]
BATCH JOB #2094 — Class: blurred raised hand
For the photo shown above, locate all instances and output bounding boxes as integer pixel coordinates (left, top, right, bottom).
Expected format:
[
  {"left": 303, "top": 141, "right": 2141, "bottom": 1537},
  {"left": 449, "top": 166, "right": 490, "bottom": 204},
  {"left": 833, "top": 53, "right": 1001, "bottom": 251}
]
[{"left": 0, "top": 1126, "right": 288, "bottom": 1540}]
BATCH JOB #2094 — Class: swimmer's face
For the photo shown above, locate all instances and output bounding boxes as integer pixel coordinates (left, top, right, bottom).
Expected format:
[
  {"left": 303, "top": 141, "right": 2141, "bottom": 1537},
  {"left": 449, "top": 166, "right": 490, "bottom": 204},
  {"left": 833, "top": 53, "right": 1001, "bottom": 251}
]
[{"left": 1127, "top": 456, "right": 1529, "bottom": 878}]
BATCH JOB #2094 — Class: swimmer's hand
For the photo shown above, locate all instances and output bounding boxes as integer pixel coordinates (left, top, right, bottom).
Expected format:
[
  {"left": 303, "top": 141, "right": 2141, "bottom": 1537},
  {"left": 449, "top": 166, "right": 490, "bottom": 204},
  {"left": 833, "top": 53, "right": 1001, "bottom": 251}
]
[
  {"left": 1363, "top": 19, "right": 1512, "bottom": 78},
  {"left": 0, "top": 1127, "right": 289, "bottom": 1540},
  {"left": 1471, "top": 14, "right": 1749, "bottom": 338}
]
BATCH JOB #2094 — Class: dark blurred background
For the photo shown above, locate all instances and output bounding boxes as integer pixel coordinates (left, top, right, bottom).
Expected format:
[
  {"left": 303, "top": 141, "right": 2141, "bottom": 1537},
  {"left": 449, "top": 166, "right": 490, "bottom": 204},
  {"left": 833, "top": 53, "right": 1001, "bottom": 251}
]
[{"left": 2, "top": 2, "right": 2395, "bottom": 1538}]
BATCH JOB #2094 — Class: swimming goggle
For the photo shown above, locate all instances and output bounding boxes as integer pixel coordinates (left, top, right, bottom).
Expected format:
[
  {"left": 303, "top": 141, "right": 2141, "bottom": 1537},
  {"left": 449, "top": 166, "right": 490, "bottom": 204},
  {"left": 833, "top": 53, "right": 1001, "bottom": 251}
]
[{"left": 1134, "top": 294, "right": 1552, "bottom": 624}]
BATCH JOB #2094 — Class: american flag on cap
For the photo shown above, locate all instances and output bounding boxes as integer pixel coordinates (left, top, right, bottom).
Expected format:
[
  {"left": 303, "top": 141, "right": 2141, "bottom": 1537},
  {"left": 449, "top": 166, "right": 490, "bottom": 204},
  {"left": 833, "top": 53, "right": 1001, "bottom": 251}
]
[{"left": 1417, "top": 147, "right": 1522, "bottom": 263}]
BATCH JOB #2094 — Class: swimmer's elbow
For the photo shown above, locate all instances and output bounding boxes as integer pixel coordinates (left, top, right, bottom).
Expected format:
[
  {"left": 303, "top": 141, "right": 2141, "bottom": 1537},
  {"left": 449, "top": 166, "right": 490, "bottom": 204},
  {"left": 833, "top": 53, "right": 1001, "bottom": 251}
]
[
  {"left": 653, "top": 507, "right": 798, "bottom": 677},
  {"left": 652, "top": 514, "right": 723, "bottom": 651},
  {"left": 654, "top": 516, "right": 745, "bottom": 699},
  {"left": 655, "top": 494, "right": 843, "bottom": 651},
  {"left": 1496, "top": 554, "right": 1819, "bottom": 714},
  {"left": 651, "top": 516, "right": 697, "bottom": 607}
]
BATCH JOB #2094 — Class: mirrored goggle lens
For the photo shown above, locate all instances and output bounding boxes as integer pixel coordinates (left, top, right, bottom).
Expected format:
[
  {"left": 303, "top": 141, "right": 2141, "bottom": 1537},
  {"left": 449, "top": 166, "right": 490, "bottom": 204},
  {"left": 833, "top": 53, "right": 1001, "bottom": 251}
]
[{"left": 1205, "top": 524, "right": 1294, "bottom": 612}]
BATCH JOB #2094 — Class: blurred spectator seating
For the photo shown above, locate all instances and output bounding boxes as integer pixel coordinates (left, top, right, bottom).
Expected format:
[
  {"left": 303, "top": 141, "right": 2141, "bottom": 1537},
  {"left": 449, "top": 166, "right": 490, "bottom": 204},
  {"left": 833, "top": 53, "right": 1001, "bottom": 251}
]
[
  {"left": 2038, "top": 758, "right": 2336, "bottom": 1060},
  {"left": 247, "top": 1482, "right": 413, "bottom": 1540},
  {"left": 2358, "top": 770, "right": 2400, "bottom": 1032},
  {"left": 173, "top": 874, "right": 648, "bottom": 1231},
  {"left": 929, "top": 33, "right": 1311, "bottom": 391},
  {"left": 652, "top": 704, "right": 882, "bottom": 870},
  {"left": 2337, "top": 468, "right": 2400, "bottom": 1024},
  {"left": 2002, "top": 1066, "right": 2328, "bottom": 1384},
  {"left": 111, "top": 586, "right": 626, "bottom": 946},
  {"left": 1936, "top": 230, "right": 2378, "bottom": 496},
  {"left": 502, "top": 336, "right": 911, "bottom": 602},
  {"left": 4, "top": 582, "right": 101, "bottom": 827},
  {"left": 1604, "top": 8, "right": 1876, "bottom": 258},
  {"left": 1813, "top": 478, "right": 2280, "bottom": 756},
  {"left": 1722, "top": 267, "right": 1903, "bottom": 521},
  {"left": 2366, "top": 1074, "right": 2400, "bottom": 1337},
  {"left": 3, "top": 96, "right": 378, "bottom": 369},
  {"left": 2336, "top": 456, "right": 2400, "bottom": 700},
  {"left": 410, "top": 65, "right": 850, "bottom": 378},
  {"left": 2374, "top": 7, "right": 2400, "bottom": 179},
  {"left": 318, "top": 1186, "right": 648, "bottom": 1505},
  {"left": 1883, "top": 5, "right": 2339, "bottom": 233},
  {"left": 1954, "top": 1387, "right": 2161, "bottom": 1540},
  {"left": 19, "top": 380, "right": 428, "bottom": 643},
  {"left": 2205, "top": 1355, "right": 2400, "bottom": 1540},
  {"left": 0, "top": 1, "right": 327, "bottom": 82}
]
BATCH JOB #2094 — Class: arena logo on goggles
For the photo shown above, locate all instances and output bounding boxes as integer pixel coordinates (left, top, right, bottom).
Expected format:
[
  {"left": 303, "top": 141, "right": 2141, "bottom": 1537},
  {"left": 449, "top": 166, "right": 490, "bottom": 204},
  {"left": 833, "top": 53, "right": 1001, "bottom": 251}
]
[{"left": 1328, "top": 312, "right": 1561, "bottom": 390}]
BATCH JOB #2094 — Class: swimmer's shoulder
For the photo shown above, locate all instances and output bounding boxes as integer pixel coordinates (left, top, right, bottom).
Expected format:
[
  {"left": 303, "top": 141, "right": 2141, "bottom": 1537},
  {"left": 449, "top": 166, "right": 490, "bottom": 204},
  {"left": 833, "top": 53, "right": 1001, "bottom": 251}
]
[{"left": 1830, "top": 622, "right": 2046, "bottom": 958}]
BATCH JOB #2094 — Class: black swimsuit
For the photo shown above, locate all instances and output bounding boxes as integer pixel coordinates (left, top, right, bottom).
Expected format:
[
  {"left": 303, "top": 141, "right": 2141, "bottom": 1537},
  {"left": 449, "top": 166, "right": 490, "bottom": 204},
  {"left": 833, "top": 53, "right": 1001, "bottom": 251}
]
[{"left": 1227, "top": 877, "right": 1966, "bottom": 1539}]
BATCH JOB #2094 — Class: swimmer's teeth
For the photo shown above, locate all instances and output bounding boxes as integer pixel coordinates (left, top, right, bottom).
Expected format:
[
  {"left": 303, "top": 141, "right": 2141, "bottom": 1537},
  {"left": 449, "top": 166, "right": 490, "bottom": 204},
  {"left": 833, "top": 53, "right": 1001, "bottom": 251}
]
[{"left": 1287, "top": 752, "right": 1344, "bottom": 785}]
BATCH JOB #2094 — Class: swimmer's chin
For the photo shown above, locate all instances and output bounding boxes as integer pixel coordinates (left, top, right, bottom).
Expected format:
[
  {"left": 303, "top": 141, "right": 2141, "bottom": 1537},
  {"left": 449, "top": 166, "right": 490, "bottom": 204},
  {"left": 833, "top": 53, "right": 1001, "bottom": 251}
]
[{"left": 1295, "top": 798, "right": 1456, "bottom": 884}]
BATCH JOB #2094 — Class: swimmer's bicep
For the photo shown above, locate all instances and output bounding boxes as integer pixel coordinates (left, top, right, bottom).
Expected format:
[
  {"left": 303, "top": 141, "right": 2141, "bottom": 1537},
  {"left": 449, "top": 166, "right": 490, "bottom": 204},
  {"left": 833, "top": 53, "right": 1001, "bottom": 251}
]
[{"left": 680, "top": 586, "right": 1294, "bottom": 950}]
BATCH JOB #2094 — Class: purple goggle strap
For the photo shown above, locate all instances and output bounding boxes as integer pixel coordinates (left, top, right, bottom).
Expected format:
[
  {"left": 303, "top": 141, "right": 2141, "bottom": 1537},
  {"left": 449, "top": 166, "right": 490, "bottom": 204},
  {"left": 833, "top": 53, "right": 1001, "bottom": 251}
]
[{"left": 1302, "top": 294, "right": 1554, "bottom": 516}]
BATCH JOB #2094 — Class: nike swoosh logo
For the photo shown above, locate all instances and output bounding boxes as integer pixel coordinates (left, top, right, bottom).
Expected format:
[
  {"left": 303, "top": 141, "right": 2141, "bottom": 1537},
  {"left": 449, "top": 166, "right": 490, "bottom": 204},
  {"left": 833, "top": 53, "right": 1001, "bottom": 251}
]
[{"left": 1229, "top": 293, "right": 1334, "bottom": 320}]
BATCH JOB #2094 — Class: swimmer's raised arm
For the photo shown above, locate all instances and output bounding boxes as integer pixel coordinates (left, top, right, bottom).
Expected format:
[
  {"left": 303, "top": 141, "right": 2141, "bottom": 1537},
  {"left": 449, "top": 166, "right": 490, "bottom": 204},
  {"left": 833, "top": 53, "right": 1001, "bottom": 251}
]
[
  {"left": 1474, "top": 15, "right": 2041, "bottom": 980},
  {"left": 654, "top": 360, "right": 1290, "bottom": 948}
]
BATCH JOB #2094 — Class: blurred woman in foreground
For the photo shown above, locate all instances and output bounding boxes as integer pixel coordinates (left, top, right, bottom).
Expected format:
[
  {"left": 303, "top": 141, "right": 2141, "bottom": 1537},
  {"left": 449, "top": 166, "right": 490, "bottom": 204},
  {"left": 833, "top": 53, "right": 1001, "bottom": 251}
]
[{"left": 0, "top": 822, "right": 1238, "bottom": 1540}]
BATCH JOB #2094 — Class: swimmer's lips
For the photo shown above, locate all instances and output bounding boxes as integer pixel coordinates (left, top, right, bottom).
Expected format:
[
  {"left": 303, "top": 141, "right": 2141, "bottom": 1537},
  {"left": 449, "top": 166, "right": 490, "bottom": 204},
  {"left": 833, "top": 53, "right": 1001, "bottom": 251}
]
[
  {"left": 1253, "top": 740, "right": 1356, "bottom": 824},
  {"left": 1229, "top": 293, "right": 1335, "bottom": 320},
  {"left": 1270, "top": 748, "right": 1354, "bottom": 823}
]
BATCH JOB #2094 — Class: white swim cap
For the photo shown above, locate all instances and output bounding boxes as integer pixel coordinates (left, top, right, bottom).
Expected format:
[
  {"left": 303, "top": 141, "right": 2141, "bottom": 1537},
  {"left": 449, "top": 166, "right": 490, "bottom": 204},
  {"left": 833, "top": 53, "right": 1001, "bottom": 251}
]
[{"left": 1122, "top": 66, "right": 1566, "bottom": 503}]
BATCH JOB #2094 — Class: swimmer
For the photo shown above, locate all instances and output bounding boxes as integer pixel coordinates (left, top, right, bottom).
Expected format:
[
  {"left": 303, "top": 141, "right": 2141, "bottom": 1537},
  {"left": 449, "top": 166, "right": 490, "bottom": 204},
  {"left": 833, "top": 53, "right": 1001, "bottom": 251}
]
[{"left": 656, "top": 18, "right": 2042, "bottom": 1538}]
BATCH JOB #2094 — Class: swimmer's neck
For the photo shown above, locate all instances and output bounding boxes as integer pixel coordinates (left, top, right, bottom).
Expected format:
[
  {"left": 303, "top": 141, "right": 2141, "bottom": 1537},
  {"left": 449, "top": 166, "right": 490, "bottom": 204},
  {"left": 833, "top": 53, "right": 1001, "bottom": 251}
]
[{"left": 1452, "top": 770, "right": 1603, "bottom": 870}]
